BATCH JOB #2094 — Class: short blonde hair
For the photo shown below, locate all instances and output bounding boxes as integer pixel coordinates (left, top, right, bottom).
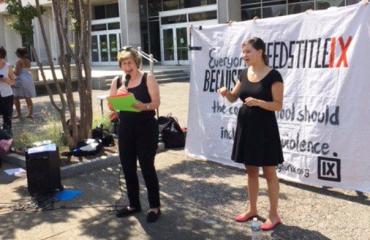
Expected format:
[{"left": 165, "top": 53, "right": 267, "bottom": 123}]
[{"left": 117, "top": 46, "right": 141, "bottom": 68}]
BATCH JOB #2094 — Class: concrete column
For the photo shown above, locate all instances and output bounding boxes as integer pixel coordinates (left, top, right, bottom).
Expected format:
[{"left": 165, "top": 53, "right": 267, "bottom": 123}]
[
  {"left": 0, "top": 2, "right": 6, "bottom": 13},
  {"left": 33, "top": 17, "right": 43, "bottom": 62},
  {"left": 4, "top": 16, "right": 22, "bottom": 64},
  {"left": 49, "top": 5, "right": 59, "bottom": 64},
  {"left": 118, "top": 0, "right": 141, "bottom": 48},
  {"left": 217, "top": 0, "right": 241, "bottom": 23},
  {"left": 0, "top": 15, "right": 6, "bottom": 48},
  {"left": 33, "top": 7, "right": 54, "bottom": 64}
]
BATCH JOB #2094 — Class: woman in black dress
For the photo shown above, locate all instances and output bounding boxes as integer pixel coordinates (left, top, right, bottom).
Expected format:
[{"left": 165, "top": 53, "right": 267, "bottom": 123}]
[{"left": 218, "top": 37, "right": 284, "bottom": 231}]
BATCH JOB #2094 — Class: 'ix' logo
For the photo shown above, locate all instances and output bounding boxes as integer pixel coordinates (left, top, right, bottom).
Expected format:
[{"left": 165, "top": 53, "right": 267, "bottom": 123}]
[{"left": 318, "top": 156, "right": 341, "bottom": 182}]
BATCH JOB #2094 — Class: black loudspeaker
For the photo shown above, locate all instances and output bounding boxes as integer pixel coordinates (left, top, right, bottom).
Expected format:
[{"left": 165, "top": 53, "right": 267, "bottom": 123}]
[{"left": 25, "top": 146, "right": 63, "bottom": 196}]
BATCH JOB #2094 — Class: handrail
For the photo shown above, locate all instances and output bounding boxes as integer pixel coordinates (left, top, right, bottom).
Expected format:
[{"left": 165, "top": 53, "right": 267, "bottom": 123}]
[
  {"left": 137, "top": 47, "right": 159, "bottom": 73},
  {"left": 137, "top": 47, "right": 159, "bottom": 63}
]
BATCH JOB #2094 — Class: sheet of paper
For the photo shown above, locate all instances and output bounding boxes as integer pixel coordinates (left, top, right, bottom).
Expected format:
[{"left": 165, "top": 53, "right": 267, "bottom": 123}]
[
  {"left": 4, "top": 168, "right": 26, "bottom": 176},
  {"left": 107, "top": 94, "right": 140, "bottom": 112},
  {"left": 27, "top": 143, "right": 57, "bottom": 154}
]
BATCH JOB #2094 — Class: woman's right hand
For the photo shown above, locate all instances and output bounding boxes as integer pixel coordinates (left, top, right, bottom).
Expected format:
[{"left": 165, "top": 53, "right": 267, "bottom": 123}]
[
  {"left": 218, "top": 87, "right": 228, "bottom": 97},
  {"left": 117, "top": 86, "right": 128, "bottom": 95}
]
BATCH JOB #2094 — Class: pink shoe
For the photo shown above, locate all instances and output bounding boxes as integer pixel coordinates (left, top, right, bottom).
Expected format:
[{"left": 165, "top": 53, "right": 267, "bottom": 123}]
[
  {"left": 235, "top": 213, "right": 257, "bottom": 222},
  {"left": 260, "top": 218, "right": 282, "bottom": 231}
]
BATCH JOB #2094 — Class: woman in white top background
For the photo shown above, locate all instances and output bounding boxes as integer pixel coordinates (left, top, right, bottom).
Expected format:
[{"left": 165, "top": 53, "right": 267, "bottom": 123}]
[{"left": 0, "top": 46, "right": 16, "bottom": 134}]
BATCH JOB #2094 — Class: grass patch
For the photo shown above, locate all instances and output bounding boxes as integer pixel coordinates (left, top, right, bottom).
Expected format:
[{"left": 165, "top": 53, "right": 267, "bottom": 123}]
[
  {"left": 92, "top": 114, "right": 111, "bottom": 129},
  {"left": 13, "top": 118, "right": 64, "bottom": 150},
  {"left": 13, "top": 114, "right": 112, "bottom": 152}
]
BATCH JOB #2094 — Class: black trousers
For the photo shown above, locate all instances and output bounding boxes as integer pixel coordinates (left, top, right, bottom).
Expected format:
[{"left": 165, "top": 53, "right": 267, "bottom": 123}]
[
  {"left": 118, "top": 117, "right": 160, "bottom": 209},
  {"left": 0, "top": 95, "right": 13, "bottom": 131}
]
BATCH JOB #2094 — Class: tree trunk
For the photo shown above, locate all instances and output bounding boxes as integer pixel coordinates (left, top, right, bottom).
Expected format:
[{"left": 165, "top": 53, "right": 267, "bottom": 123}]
[{"left": 33, "top": 0, "right": 93, "bottom": 148}]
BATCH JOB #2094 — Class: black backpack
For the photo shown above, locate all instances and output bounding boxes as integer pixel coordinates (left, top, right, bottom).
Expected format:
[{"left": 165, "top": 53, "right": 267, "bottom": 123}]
[
  {"left": 158, "top": 115, "right": 185, "bottom": 149},
  {"left": 91, "top": 125, "right": 115, "bottom": 147}
]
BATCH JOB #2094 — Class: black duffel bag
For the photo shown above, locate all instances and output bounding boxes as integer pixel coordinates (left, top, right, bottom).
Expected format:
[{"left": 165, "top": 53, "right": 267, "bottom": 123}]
[
  {"left": 158, "top": 115, "right": 185, "bottom": 149},
  {"left": 91, "top": 124, "right": 115, "bottom": 147}
]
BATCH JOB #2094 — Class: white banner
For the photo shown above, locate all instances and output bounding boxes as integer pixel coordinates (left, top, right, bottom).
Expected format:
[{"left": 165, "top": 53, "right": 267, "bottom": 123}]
[{"left": 185, "top": 3, "right": 370, "bottom": 192}]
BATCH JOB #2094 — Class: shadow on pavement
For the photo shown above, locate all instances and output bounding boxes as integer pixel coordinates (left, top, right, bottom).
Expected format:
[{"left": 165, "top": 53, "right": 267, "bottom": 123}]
[
  {"left": 0, "top": 156, "right": 331, "bottom": 240},
  {"left": 77, "top": 159, "right": 250, "bottom": 239},
  {"left": 280, "top": 179, "right": 370, "bottom": 206},
  {"left": 272, "top": 224, "right": 331, "bottom": 240}
]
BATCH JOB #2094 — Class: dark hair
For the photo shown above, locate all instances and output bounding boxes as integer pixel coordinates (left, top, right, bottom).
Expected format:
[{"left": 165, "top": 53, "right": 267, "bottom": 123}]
[
  {"left": 0, "top": 46, "right": 6, "bottom": 59},
  {"left": 242, "top": 37, "right": 269, "bottom": 65},
  {"left": 16, "top": 47, "right": 28, "bottom": 58}
]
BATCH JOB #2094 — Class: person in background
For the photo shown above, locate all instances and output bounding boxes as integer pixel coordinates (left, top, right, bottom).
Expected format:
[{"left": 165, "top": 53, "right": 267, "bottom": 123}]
[
  {"left": 13, "top": 47, "right": 36, "bottom": 119},
  {"left": 218, "top": 37, "right": 284, "bottom": 231},
  {"left": 109, "top": 46, "right": 161, "bottom": 223},
  {"left": 0, "top": 46, "right": 16, "bottom": 134}
]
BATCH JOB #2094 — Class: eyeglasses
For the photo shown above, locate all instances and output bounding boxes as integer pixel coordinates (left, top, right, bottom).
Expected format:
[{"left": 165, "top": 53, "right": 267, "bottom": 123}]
[{"left": 119, "top": 46, "right": 133, "bottom": 52}]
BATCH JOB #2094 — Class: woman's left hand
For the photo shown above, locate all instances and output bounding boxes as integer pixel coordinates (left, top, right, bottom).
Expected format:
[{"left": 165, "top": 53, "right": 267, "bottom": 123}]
[
  {"left": 244, "top": 97, "right": 261, "bottom": 107},
  {"left": 133, "top": 101, "right": 146, "bottom": 111}
]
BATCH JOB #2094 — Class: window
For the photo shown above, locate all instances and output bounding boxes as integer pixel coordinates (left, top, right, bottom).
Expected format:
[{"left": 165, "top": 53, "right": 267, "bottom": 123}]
[
  {"left": 241, "top": 0, "right": 262, "bottom": 20},
  {"left": 346, "top": 0, "right": 360, "bottom": 4},
  {"left": 106, "top": 3, "right": 119, "bottom": 18},
  {"left": 149, "top": 20, "right": 161, "bottom": 61},
  {"left": 161, "top": 14, "right": 187, "bottom": 24},
  {"left": 241, "top": 0, "right": 361, "bottom": 20},
  {"left": 288, "top": 1, "right": 314, "bottom": 14},
  {"left": 93, "top": 3, "right": 119, "bottom": 19},
  {"left": 242, "top": 7, "right": 262, "bottom": 20},
  {"left": 163, "top": 0, "right": 179, "bottom": 10},
  {"left": 262, "top": 0, "right": 287, "bottom": 17},
  {"left": 148, "top": 0, "right": 163, "bottom": 17},
  {"left": 182, "top": 0, "right": 217, "bottom": 8},
  {"left": 92, "top": 24, "right": 107, "bottom": 31},
  {"left": 316, "top": 0, "right": 344, "bottom": 9},
  {"left": 242, "top": 0, "right": 262, "bottom": 6},
  {"left": 108, "top": 22, "right": 120, "bottom": 30},
  {"left": 94, "top": 5, "right": 105, "bottom": 19},
  {"left": 188, "top": 11, "right": 217, "bottom": 21},
  {"left": 263, "top": 4, "right": 287, "bottom": 18}
]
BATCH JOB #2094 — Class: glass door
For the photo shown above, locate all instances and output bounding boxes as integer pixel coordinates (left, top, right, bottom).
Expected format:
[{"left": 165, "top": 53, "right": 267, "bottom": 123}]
[
  {"left": 176, "top": 27, "right": 188, "bottom": 64},
  {"left": 91, "top": 35, "right": 99, "bottom": 62},
  {"left": 100, "top": 35, "right": 109, "bottom": 62},
  {"left": 109, "top": 33, "right": 119, "bottom": 62},
  {"left": 162, "top": 28, "right": 175, "bottom": 64},
  {"left": 161, "top": 24, "right": 189, "bottom": 65},
  {"left": 91, "top": 31, "right": 121, "bottom": 64}
]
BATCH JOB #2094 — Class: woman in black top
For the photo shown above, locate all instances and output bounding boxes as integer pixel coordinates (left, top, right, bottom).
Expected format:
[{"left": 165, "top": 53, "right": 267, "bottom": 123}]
[
  {"left": 109, "top": 46, "right": 161, "bottom": 223},
  {"left": 0, "top": 47, "right": 15, "bottom": 134},
  {"left": 219, "top": 37, "right": 284, "bottom": 231}
]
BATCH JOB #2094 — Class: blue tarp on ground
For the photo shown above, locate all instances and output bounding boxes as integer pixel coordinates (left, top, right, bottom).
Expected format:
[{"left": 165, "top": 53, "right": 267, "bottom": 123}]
[{"left": 54, "top": 189, "right": 82, "bottom": 201}]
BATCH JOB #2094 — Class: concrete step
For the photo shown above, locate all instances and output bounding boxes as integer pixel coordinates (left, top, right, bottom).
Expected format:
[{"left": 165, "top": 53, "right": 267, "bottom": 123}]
[
  {"left": 156, "top": 73, "right": 189, "bottom": 80},
  {"left": 103, "top": 70, "right": 189, "bottom": 89},
  {"left": 154, "top": 70, "right": 185, "bottom": 75},
  {"left": 157, "top": 76, "right": 189, "bottom": 83}
]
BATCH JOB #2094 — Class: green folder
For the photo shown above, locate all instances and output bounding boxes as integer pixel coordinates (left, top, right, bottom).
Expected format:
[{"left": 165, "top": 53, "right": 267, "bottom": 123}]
[{"left": 107, "top": 94, "right": 140, "bottom": 112}]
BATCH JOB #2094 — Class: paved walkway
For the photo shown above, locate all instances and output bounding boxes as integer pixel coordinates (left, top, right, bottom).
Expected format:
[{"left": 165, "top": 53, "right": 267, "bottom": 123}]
[{"left": 1, "top": 82, "right": 370, "bottom": 240}]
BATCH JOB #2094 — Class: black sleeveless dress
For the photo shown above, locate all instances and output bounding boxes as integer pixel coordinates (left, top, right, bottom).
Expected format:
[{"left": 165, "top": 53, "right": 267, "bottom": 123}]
[
  {"left": 231, "top": 69, "right": 284, "bottom": 166},
  {"left": 117, "top": 73, "right": 156, "bottom": 122},
  {"left": 117, "top": 72, "right": 160, "bottom": 209},
  {"left": 118, "top": 72, "right": 158, "bottom": 156}
]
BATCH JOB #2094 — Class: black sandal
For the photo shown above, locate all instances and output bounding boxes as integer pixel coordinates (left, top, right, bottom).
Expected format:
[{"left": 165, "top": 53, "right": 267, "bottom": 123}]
[
  {"left": 146, "top": 209, "right": 161, "bottom": 223},
  {"left": 116, "top": 206, "right": 141, "bottom": 218}
]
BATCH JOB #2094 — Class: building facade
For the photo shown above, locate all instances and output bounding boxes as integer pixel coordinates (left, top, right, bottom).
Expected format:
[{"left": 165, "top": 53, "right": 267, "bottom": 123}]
[{"left": 0, "top": 0, "right": 360, "bottom": 65}]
